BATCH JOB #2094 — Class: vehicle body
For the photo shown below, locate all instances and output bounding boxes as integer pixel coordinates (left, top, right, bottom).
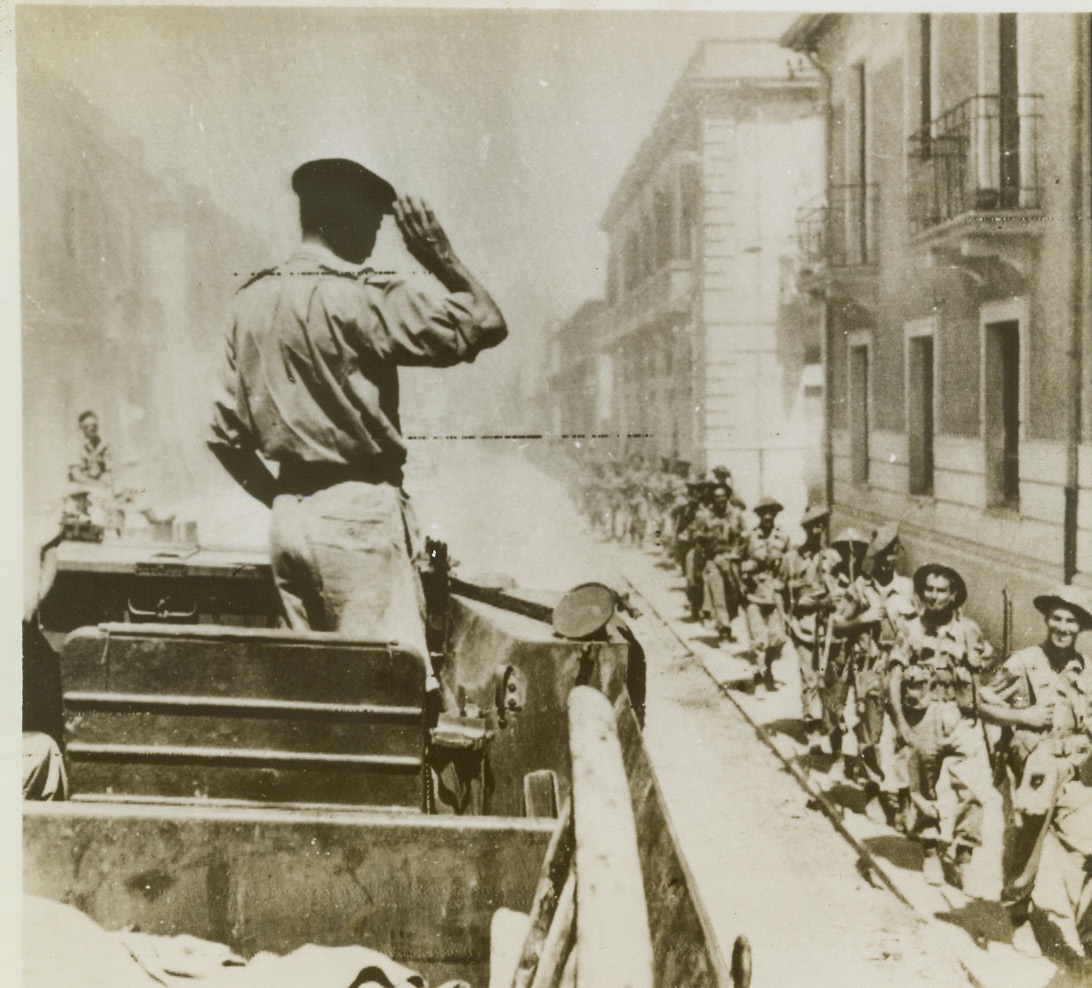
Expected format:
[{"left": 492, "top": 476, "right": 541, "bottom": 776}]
[{"left": 24, "top": 536, "right": 742, "bottom": 987}]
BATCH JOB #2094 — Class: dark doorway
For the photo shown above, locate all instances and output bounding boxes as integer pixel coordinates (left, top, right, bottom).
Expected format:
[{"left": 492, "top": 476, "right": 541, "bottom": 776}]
[
  {"left": 985, "top": 320, "right": 1020, "bottom": 507},
  {"left": 849, "top": 344, "right": 870, "bottom": 484},
  {"left": 908, "top": 334, "right": 935, "bottom": 496}
]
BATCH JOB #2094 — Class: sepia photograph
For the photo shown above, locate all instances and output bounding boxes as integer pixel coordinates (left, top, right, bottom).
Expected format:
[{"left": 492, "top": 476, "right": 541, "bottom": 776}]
[{"left": 10, "top": 4, "right": 1092, "bottom": 987}]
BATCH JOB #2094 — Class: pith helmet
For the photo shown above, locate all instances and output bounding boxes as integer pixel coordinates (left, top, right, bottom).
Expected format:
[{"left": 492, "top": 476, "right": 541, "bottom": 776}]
[
  {"left": 1033, "top": 587, "right": 1092, "bottom": 631},
  {"left": 913, "top": 563, "right": 968, "bottom": 609},
  {"left": 868, "top": 521, "right": 901, "bottom": 557},
  {"left": 753, "top": 496, "right": 783, "bottom": 516},
  {"left": 800, "top": 505, "right": 830, "bottom": 528},
  {"left": 832, "top": 527, "right": 870, "bottom": 548}
]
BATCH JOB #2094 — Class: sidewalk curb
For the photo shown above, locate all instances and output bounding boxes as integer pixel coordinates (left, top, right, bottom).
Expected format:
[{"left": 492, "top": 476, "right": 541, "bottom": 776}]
[{"left": 622, "top": 571, "right": 992, "bottom": 988}]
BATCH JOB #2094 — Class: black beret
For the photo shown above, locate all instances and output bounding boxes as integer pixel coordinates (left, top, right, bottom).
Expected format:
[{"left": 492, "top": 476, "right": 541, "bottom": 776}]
[{"left": 291, "top": 158, "right": 396, "bottom": 213}]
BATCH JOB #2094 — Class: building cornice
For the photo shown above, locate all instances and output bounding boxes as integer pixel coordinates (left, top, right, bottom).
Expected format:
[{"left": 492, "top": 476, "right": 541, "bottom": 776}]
[
  {"left": 600, "top": 39, "right": 818, "bottom": 232},
  {"left": 780, "top": 14, "right": 840, "bottom": 53}
]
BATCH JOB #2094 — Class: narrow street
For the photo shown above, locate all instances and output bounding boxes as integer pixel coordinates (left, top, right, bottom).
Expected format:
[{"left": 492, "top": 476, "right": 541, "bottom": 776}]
[{"left": 399, "top": 443, "right": 1014, "bottom": 988}]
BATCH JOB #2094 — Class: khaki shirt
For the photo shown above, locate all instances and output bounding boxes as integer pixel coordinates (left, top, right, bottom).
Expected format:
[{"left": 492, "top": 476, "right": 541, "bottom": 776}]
[
  {"left": 741, "top": 526, "right": 790, "bottom": 605},
  {"left": 989, "top": 644, "right": 1092, "bottom": 776},
  {"left": 209, "top": 243, "right": 498, "bottom": 473},
  {"left": 891, "top": 612, "right": 992, "bottom": 709}
]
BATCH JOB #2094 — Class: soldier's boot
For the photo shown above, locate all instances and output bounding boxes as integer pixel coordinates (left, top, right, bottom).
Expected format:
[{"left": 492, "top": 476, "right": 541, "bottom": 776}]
[
  {"left": 897, "top": 789, "right": 912, "bottom": 833},
  {"left": 921, "top": 840, "right": 945, "bottom": 886},
  {"left": 946, "top": 844, "right": 974, "bottom": 891},
  {"left": 878, "top": 791, "right": 902, "bottom": 829},
  {"left": 762, "top": 654, "right": 777, "bottom": 692}
]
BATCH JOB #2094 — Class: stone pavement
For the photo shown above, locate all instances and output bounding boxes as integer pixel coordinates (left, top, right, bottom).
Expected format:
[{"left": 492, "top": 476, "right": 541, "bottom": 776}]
[{"left": 611, "top": 537, "right": 1084, "bottom": 988}]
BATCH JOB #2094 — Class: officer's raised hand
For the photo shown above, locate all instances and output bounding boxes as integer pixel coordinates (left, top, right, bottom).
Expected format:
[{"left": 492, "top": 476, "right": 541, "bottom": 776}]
[
  {"left": 393, "top": 194, "right": 507, "bottom": 343},
  {"left": 394, "top": 195, "right": 460, "bottom": 282}
]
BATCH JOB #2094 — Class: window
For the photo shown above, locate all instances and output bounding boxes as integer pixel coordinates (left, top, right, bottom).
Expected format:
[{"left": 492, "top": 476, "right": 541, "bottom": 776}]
[
  {"left": 653, "top": 184, "right": 673, "bottom": 269},
  {"left": 623, "top": 230, "right": 639, "bottom": 292},
  {"left": 998, "top": 13, "right": 1020, "bottom": 207},
  {"left": 677, "top": 163, "right": 700, "bottom": 262},
  {"left": 849, "top": 341, "right": 870, "bottom": 484},
  {"left": 984, "top": 319, "right": 1021, "bottom": 507},
  {"left": 919, "top": 14, "right": 933, "bottom": 136},
  {"left": 906, "top": 326, "right": 935, "bottom": 496}
]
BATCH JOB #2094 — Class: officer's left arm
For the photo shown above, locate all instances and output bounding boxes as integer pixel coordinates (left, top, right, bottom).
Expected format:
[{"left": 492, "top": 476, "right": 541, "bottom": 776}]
[{"left": 207, "top": 325, "right": 278, "bottom": 508}]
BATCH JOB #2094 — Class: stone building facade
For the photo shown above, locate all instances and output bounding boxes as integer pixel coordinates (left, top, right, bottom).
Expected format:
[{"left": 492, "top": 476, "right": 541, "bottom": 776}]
[
  {"left": 550, "top": 39, "right": 825, "bottom": 509},
  {"left": 19, "top": 60, "right": 264, "bottom": 547},
  {"left": 783, "top": 13, "right": 1092, "bottom": 644}
]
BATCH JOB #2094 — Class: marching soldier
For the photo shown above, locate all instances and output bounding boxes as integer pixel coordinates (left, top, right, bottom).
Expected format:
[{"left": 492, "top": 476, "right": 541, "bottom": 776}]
[
  {"left": 695, "top": 486, "right": 746, "bottom": 644},
  {"left": 739, "top": 497, "right": 791, "bottom": 690},
  {"left": 820, "top": 528, "right": 871, "bottom": 777},
  {"left": 888, "top": 564, "right": 999, "bottom": 892},
  {"left": 784, "top": 505, "right": 840, "bottom": 740},
  {"left": 837, "top": 523, "right": 918, "bottom": 824},
  {"left": 710, "top": 464, "right": 748, "bottom": 512},
  {"left": 978, "top": 587, "right": 1092, "bottom": 958}
]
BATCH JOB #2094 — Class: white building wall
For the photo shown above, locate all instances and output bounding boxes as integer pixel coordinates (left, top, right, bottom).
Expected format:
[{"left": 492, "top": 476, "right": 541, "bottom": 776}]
[{"left": 700, "top": 98, "right": 824, "bottom": 513}]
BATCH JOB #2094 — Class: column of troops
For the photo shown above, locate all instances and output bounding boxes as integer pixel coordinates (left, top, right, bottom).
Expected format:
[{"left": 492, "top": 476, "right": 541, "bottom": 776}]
[{"left": 574, "top": 455, "right": 1092, "bottom": 962}]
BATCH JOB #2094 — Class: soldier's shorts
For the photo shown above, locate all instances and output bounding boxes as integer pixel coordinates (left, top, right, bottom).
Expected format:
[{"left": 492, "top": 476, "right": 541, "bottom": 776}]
[
  {"left": 23, "top": 731, "right": 67, "bottom": 801},
  {"left": 855, "top": 665, "right": 887, "bottom": 749},
  {"left": 745, "top": 602, "right": 785, "bottom": 658},
  {"left": 270, "top": 481, "right": 428, "bottom": 659}
]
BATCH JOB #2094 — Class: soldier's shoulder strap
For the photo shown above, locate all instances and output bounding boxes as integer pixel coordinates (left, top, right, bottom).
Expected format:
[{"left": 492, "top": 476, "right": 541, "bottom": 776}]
[
  {"left": 358, "top": 268, "right": 400, "bottom": 287},
  {"left": 237, "top": 266, "right": 280, "bottom": 291}
]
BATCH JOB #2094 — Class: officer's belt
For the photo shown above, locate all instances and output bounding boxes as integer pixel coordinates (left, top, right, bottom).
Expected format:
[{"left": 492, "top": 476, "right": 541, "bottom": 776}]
[{"left": 276, "top": 459, "right": 404, "bottom": 496}]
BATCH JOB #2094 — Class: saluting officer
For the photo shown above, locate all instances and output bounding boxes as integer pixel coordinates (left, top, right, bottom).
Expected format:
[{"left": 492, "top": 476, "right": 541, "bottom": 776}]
[{"left": 209, "top": 159, "right": 507, "bottom": 665}]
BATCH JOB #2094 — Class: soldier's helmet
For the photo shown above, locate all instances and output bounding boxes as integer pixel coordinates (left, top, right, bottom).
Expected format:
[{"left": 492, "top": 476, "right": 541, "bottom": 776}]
[
  {"left": 1032, "top": 586, "right": 1092, "bottom": 631},
  {"left": 800, "top": 505, "right": 830, "bottom": 529},
  {"left": 831, "top": 527, "right": 869, "bottom": 548},
  {"left": 753, "top": 496, "right": 784, "bottom": 517},
  {"left": 712, "top": 486, "right": 729, "bottom": 502},
  {"left": 912, "top": 563, "right": 968, "bottom": 609},
  {"left": 867, "top": 521, "right": 901, "bottom": 558}
]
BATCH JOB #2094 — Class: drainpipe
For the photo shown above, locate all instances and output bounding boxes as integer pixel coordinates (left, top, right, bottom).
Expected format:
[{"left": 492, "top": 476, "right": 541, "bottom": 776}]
[
  {"left": 1064, "top": 14, "right": 1088, "bottom": 584},
  {"left": 803, "top": 48, "right": 835, "bottom": 513}
]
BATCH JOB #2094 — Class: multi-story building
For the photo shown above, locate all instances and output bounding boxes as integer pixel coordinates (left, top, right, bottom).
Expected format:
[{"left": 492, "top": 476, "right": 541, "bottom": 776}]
[
  {"left": 543, "top": 300, "right": 610, "bottom": 442},
  {"left": 18, "top": 59, "right": 264, "bottom": 557},
  {"left": 551, "top": 39, "right": 825, "bottom": 507},
  {"left": 782, "top": 13, "right": 1092, "bottom": 642}
]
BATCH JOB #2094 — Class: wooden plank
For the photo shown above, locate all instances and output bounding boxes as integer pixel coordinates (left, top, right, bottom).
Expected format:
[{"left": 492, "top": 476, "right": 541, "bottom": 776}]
[
  {"left": 66, "top": 742, "right": 422, "bottom": 771},
  {"left": 70, "top": 759, "right": 424, "bottom": 807},
  {"left": 529, "top": 872, "right": 576, "bottom": 988},
  {"left": 567, "top": 687, "right": 653, "bottom": 988},
  {"left": 24, "top": 803, "right": 552, "bottom": 988},
  {"left": 66, "top": 710, "right": 423, "bottom": 758},
  {"left": 513, "top": 802, "right": 574, "bottom": 988},
  {"left": 61, "top": 627, "right": 425, "bottom": 705},
  {"left": 613, "top": 691, "right": 732, "bottom": 988}
]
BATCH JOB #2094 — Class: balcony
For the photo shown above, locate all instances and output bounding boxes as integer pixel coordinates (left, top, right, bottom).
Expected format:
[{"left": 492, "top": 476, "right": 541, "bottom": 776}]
[
  {"left": 603, "top": 260, "right": 694, "bottom": 345},
  {"left": 796, "top": 184, "right": 876, "bottom": 270},
  {"left": 908, "top": 94, "right": 1043, "bottom": 241}
]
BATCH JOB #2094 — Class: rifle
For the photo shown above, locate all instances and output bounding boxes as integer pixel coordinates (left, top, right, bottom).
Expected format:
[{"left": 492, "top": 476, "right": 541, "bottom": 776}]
[{"left": 982, "top": 587, "right": 1015, "bottom": 779}]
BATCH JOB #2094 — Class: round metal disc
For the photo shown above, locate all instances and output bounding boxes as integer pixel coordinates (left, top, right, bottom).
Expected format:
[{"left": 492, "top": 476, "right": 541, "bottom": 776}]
[{"left": 552, "top": 583, "right": 616, "bottom": 639}]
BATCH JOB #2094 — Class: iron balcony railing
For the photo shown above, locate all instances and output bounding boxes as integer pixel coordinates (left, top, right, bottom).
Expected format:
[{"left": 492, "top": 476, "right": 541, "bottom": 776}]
[
  {"left": 795, "top": 184, "right": 877, "bottom": 268},
  {"left": 908, "top": 93, "right": 1043, "bottom": 234}
]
